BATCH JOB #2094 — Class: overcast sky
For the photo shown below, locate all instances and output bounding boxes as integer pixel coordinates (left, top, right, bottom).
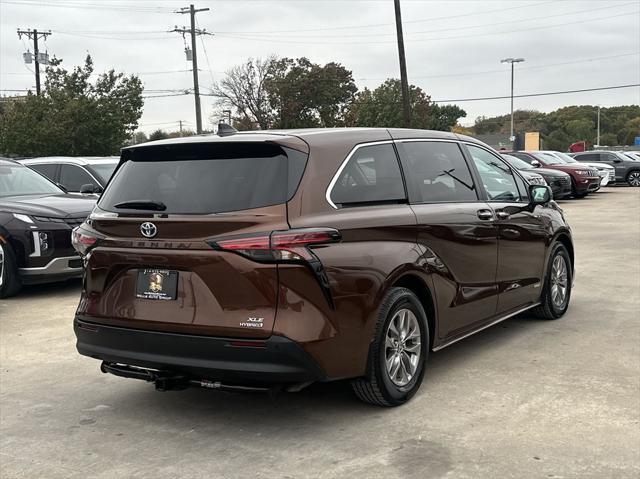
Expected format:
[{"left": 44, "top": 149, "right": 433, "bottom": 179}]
[{"left": 1, "top": 0, "right": 639, "bottom": 134}]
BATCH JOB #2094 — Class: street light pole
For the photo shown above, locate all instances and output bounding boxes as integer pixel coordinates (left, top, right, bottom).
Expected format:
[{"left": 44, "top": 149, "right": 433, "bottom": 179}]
[
  {"left": 501, "top": 57, "right": 525, "bottom": 149},
  {"left": 596, "top": 105, "right": 601, "bottom": 146}
]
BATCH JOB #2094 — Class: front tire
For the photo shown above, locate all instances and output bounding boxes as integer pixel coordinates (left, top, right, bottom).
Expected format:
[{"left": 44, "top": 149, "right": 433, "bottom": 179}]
[
  {"left": 572, "top": 185, "right": 588, "bottom": 198},
  {"left": 351, "top": 287, "right": 429, "bottom": 406},
  {"left": 0, "top": 241, "right": 22, "bottom": 299},
  {"left": 532, "top": 243, "right": 572, "bottom": 320},
  {"left": 626, "top": 170, "right": 640, "bottom": 187}
]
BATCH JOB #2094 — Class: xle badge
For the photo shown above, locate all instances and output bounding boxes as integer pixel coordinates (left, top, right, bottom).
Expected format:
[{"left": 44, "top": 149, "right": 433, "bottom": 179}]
[{"left": 240, "top": 317, "right": 264, "bottom": 328}]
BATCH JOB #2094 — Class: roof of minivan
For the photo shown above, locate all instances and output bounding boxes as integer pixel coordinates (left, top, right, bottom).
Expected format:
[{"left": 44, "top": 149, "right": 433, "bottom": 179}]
[
  {"left": 123, "top": 128, "right": 484, "bottom": 153},
  {"left": 19, "top": 156, "right": 119, "bottom": 166}
]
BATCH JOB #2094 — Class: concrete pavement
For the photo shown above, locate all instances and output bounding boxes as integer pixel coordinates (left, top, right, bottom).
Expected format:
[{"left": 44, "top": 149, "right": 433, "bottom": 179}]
[{"left": 1, "top": 187, "right": 639, "bottom": 478}]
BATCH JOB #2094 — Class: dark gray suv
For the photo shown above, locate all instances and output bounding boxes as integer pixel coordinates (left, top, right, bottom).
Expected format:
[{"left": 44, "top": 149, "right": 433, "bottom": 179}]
[{"left": 570, "top": 151, "right": 640, "bottom": 187}]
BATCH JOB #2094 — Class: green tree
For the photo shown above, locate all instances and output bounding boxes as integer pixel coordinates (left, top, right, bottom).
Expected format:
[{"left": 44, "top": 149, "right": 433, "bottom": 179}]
[
  {"left": 148, "top": 129, "right": 169, "bottom": 141},
  {"left": 0, "top": 55, "right": 143, "bottom": 157},
  {"left": 346, "top": 79, "right": 465, "bottom": 131},
  {"left": 212, "top": 56, "right": 274, "bottom": 130},
  {"left": 265, "top": 57, "right": 358, "bottom": 128}
]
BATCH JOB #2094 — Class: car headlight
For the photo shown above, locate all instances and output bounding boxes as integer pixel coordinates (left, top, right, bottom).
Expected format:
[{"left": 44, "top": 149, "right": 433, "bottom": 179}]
[
  {"left": 529, "top": 176, "right": 546, "bottom": 185},
  {"left": 12, "top": 213, "right": 34, "bottom": 223},
  {"left": 576, "top": 170, "right": 592, "bottom": 175},
  {"left": 29, "top": 231, "right": 51, "bottom": 257}
]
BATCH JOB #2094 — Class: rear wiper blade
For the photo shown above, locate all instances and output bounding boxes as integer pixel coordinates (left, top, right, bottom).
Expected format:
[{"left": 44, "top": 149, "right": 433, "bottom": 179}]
[{"left": 113, "top": 200, "right": 167, "bottom": 211}]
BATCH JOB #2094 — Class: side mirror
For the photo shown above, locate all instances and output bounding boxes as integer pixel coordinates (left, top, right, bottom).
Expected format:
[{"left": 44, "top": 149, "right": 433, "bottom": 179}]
[
  {"left": 529, "top": 184, "right": 551, "bottom": 207},
  {"left": 80, "top": 183, "right": 102, "bottom": 194},
  {"left": 530, "top": 160, "right": 541, "bottom": 168},
  {"left": 613, "top": 159, "right": 622, "bottom": 163}
]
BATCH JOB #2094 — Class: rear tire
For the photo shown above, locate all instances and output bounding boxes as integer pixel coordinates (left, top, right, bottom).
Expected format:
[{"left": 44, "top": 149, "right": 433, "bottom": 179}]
[
  {"left": 626, "top": 170, "right": 640, "bottom": 187},
  {"left": 0, "top": 241, "right": 22, "bottom": 299},
  {"left": 532, "top": 243, "right": 571, "bottom": 320},
  {"left": 351, "top": 287, "right": 429, "bottom": 407}
]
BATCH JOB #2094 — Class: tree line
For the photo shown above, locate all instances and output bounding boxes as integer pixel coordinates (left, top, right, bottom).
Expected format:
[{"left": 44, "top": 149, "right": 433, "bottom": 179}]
[
  {"left": 1, "top": 54, "right": 636, "bottom": 157},
  {"left": 470, "top": 105, "right": 640, "bottom": 150},
  {"left": 211, "top": 56, "right": 466, "bottom": 132}
]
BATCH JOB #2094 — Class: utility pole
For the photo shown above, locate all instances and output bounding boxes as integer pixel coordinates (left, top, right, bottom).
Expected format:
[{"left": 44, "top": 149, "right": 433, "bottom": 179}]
[
  {"left": 393, "top": 0, "right": 411, "bottom": 128},
  {"left": 179, "top": 120, "right": 183, "bottom": 136},
  {"left": 173, "top": 4, "right": 210, "bottom": 134},
  {"left": 17, "top": 28, "right": 52, "bottom": 95},
  {"left": 596, "top": 105, "right": 601, "bottom": 146},
  {"left": 500, "top": 57, "right": 525, "bottom": 149}
]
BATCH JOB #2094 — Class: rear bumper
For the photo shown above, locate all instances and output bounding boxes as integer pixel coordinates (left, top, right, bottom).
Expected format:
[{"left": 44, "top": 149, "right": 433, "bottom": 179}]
[{"left": 74, "top": 317, "right": 327, "bottom": 384}]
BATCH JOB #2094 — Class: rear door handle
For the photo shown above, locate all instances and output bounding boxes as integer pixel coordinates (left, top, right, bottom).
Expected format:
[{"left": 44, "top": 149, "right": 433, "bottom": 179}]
[
  {"left": 477, "top": 209, "right": 494, "bottom": 220},
  {"left": 496, "top": 211, "right": 510, "bottom": 220}
]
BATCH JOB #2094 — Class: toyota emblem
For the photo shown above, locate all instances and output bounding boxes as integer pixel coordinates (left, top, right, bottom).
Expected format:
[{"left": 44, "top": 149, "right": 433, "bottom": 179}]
[{"left": 140, "top": 222, "right": 157, "bottom": 238}]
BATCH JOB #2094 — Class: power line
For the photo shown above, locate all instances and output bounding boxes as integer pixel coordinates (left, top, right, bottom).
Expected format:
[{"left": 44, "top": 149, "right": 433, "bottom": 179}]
[
  {"left": 171, "top": 4, "right": 212, "bottom": 134},
  {"left": 221, "top": 1, "right": 637, "bottom": 39},
  {"left": 431, "top": 84, "right": 640, "bottom": 104},
  {"left": 16, "top": 28, "right": 52, "bottom": 95},
  {"left": 216, "top": 0, "right": 555, "bottom": 34},
  {"left": 359, "top": 52, "right": 640, "bottom": 82},
  {"left": 3, "top": 0, "right": 175, "bottom": 13},
  {"left": 217, "top": 10, "right": 638, "bottom": 45}
]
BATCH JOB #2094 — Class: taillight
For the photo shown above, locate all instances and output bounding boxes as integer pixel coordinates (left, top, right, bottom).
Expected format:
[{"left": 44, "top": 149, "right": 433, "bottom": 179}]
[
  {"left": 209, "top": 228, "right": 341, "bottom": 262},
  {"left": 71, "top": 227, "right": 100, "bottom": 256}
]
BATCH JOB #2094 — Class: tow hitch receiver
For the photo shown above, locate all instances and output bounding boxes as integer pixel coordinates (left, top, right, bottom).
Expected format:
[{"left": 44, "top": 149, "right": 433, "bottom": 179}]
[{"left": 100, "top": 362, "right": 280, "bottom": 394}]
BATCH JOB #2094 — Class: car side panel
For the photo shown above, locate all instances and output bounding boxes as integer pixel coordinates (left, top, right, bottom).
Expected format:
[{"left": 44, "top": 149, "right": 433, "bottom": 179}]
[{"left": 285, "top": 205, "right": 419, "bottom": 379}]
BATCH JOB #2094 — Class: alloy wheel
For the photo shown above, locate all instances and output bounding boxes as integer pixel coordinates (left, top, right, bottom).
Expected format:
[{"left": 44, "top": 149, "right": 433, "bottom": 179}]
[
  {"left": 628, "top": 171, "right": 640, "bottom": 187},
  {"left": 550, "top": 255, "right": 568, "bottom": 308},
  {"left": 384, "top": 308, "right": 421, "bottom": 387}
]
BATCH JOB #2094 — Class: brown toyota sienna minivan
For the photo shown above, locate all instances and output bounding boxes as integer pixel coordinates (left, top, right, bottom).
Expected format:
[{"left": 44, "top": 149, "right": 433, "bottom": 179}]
[{"left": 72, "top": 128, "right": 574, "bottom": 406}]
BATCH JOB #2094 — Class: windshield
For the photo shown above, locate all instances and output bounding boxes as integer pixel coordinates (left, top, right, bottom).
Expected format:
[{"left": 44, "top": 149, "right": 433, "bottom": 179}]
[
  {"left": 549, "top": 151, "right": 578, "bottom": 164},
  {"left": 623, "top": 152, "right": 640, "bottom": 161},
  {"left": 533, "top": 152, "right": 564, "bottom": 165},
  {"left": 0, "top": 162, "right": 63, "bottom": 197},
  {"left": 87, "top": 163, "right": 118, "bottom": 184},
  {"left": 99, "top": 143, "right": 307, "bottom": 215},
  {"left": 503, "top": 155, "right": 533, "bottom": 170}
]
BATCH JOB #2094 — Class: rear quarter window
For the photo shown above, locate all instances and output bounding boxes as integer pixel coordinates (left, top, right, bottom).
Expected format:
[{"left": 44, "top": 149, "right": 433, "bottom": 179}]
[{"left": 329, "top": 143, "right": 406, "bottom": 207}]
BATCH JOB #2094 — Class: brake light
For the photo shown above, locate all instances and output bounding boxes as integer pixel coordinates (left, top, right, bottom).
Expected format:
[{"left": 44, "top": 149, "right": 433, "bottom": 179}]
[
  {"left": 209, "top": 228, "right": 341, "bottom": 262},
  {"left": 71, "top": 227, "right": 100, "bottom": 256}
]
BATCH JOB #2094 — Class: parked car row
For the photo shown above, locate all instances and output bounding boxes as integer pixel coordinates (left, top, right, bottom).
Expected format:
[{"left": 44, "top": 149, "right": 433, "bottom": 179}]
[
  {"left": 569, "top": 150, "right": 640, "bottom": 187},
  {"left": 18, "top": 156, "right": 119, "bottom": 195}
]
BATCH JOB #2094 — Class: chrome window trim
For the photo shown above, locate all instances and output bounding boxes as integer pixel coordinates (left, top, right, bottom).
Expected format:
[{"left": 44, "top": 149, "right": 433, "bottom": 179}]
[
  {"left": 325, "top": 138, "right": 467, "bottom": 209},
  {"left": 325, "top": 140, "right": 394, "bottom": 209}
]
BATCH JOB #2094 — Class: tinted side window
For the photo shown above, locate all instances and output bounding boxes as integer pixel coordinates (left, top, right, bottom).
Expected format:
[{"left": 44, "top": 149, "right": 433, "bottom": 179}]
[
  {"left": 467, "top": 145, "right": 525, "bottom": 202},
  {"left": 31, "top": 163, "right": 58, "bottom": 182},
  {"left": 513, "top": 172, "right": 530, "bottom": 200},
  {"left": 59, "top": 165, "right": 95, "bottom": 192},
  {"left": 602, "top": 153, "right": 618, "bottom": 161},
  {"left": 510, "top": 152, "right": 534, "bottom": 164},
  {"left": 330, "top": 143, "right": 405, "bottom": 207},
  {"left": 399, "top": 141, "right": 477, "bottom": 202},
  {"left": 578, "top": 153, "right": 599, "bottom": 162}
]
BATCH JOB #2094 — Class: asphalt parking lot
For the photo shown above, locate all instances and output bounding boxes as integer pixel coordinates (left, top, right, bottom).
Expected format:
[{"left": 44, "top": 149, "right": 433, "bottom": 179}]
[{"left": 1, "top": 187, "right": 639, "bottom": 479}]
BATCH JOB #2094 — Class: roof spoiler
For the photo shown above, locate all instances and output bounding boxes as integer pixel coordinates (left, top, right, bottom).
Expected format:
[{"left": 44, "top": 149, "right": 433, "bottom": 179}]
[{"left": 217, "top": 123, "right": 237, "bottom": 137}]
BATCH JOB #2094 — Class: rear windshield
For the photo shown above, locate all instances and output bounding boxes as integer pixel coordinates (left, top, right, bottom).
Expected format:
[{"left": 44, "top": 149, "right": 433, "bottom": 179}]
[{"left": 98, "top": 143, "right": 307, "bottom": 214}]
